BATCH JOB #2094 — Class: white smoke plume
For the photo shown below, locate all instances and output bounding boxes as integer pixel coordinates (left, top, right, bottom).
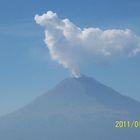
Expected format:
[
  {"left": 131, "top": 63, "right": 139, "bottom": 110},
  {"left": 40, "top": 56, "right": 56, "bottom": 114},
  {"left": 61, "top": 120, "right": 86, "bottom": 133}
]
[{"left": 35, "top": 11, "right": 140, "bottom": 77}]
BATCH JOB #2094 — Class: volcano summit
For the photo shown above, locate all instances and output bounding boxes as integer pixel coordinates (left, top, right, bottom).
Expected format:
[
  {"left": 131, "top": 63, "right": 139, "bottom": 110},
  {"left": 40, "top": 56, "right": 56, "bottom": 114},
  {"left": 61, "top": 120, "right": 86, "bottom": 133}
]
[{"left": 0, "top": 75, "right": 140, "bottom": 140}]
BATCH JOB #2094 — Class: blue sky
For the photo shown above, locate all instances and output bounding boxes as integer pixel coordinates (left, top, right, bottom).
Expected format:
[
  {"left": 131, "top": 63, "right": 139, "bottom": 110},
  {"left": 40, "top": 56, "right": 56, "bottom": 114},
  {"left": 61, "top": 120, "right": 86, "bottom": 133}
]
[{"left": 0, "top": 0, "right": 140, "bottom": 116}]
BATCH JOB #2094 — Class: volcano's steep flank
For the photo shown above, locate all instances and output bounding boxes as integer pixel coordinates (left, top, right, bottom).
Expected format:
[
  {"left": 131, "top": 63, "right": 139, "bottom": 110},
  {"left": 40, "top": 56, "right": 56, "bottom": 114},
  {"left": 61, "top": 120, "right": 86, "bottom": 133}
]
[{"left": 0, "top": 75, "right": 140, "bottom": 140}]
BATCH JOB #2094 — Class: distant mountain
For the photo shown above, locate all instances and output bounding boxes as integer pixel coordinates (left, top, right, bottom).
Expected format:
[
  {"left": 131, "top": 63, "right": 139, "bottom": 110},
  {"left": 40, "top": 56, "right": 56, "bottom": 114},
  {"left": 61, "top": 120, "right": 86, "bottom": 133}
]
[{"left": 0, "top": 75, "right": 140, "bottom": 140}]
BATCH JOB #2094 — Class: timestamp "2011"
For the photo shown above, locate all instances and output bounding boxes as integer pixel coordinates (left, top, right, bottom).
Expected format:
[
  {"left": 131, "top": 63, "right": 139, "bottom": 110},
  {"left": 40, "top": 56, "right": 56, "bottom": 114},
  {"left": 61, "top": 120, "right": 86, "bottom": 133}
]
[{"left": 115, "top": 120, "right": 140, "bottom": 128}]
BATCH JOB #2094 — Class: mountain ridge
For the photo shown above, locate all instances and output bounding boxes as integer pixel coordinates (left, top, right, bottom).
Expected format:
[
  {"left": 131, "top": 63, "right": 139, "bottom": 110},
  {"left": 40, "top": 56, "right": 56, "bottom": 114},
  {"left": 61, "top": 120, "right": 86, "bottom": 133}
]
[{"left": 0, "top": 75, "right": 140, "bottom": 140}]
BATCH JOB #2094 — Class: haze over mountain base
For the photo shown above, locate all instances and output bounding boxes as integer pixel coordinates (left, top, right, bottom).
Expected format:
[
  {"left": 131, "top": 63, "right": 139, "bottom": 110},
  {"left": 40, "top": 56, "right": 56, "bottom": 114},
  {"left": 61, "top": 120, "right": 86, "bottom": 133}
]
[{"left": 0, "top": 75, "right": 140, "bottom": 140}]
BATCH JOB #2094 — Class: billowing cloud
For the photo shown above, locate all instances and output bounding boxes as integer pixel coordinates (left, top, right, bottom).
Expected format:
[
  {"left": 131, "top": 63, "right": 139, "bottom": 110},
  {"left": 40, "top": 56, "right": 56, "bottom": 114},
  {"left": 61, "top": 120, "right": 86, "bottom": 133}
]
[{"left": 35, "top": 11, "right": 140, "bottom": 77}]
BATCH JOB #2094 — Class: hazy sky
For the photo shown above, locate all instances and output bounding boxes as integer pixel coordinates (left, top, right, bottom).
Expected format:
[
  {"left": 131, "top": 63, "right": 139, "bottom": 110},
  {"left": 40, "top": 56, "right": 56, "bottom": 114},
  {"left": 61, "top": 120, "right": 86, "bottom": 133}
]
[{"left": 0, "top": 0, "right": 140, "bottom": 116}]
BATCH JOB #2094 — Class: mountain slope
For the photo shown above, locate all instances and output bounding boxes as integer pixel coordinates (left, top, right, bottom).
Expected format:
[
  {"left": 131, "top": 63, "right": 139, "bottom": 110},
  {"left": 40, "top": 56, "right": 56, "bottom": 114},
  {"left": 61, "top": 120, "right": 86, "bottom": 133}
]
[{"left": 0, "top": 75, "right": 140, "bottom": 140}]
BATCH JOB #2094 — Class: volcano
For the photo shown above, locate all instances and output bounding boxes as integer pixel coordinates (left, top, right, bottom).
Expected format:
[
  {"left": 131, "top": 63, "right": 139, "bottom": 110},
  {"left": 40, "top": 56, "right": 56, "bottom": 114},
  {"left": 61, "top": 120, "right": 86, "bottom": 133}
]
[{"left": 0, "top": 75, "right": 140, "bottom": 140}]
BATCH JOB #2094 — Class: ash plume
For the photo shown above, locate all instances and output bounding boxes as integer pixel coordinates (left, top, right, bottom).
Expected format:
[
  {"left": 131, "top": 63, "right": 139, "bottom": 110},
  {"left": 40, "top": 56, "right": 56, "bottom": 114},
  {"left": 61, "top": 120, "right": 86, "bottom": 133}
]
[{"left": 35, "top": 11, "right": 140, "bottom": 77}]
